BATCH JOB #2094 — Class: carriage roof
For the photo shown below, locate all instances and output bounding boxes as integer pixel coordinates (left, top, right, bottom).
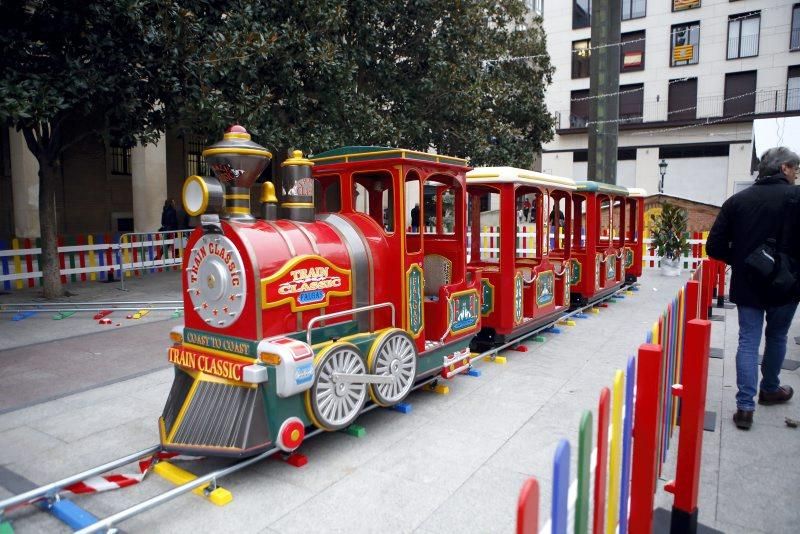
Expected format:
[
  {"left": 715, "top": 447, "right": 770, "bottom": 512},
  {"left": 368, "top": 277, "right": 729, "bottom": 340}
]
[
  {"left": 466, "top": 167, "right": 576, "bottom": 190},
  {"left": 574, "top": 180, "right": 630, "bottom": 196},
  {"left": 311, "top": 146, "right": 468, "bottom": 166}
]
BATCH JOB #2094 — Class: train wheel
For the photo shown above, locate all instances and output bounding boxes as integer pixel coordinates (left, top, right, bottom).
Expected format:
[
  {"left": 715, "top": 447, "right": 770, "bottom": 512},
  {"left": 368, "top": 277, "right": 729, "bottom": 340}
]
[
  {"left": 367, "top": 329, "right": 417, "bottom": 407},
  {"left": 307, "top": 343, "right": 367, "bottom": 431}
]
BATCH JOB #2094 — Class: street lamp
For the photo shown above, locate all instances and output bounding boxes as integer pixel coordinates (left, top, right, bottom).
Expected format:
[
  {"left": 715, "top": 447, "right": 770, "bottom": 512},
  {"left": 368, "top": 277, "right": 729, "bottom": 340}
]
[{"left": 658, "top": 159, "right": 668, "bottom": 194}]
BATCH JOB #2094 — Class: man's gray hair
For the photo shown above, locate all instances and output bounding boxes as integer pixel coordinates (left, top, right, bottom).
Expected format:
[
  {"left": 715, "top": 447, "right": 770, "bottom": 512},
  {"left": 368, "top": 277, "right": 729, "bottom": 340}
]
[{"left": 758, "top": 146, "right": 800, "bottom": 177}]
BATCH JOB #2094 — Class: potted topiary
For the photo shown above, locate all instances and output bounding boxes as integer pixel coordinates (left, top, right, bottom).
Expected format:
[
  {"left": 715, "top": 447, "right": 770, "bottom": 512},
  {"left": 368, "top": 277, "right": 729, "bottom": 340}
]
[{"left": 649, "top": 202, "right": 691, "bottom": 276}]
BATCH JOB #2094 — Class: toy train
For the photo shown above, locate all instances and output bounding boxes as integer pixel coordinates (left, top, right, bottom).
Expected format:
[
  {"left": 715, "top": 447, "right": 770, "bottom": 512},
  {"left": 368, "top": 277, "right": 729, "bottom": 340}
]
[{"left": 160, "top": 126, "right": 645, "bottom": 457}]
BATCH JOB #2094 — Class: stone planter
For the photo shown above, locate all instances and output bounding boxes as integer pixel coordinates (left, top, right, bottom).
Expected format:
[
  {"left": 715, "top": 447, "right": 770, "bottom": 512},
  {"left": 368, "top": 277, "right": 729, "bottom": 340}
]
[{"left": 660, "top": 256, "right": 682, "bottom": 277}]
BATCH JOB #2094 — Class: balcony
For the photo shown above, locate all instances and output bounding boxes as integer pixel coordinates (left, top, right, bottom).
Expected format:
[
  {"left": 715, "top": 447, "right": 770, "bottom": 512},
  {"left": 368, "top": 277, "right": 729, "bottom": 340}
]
[{"left": 555, "top": 86, "right": 800, "bottom": 133}]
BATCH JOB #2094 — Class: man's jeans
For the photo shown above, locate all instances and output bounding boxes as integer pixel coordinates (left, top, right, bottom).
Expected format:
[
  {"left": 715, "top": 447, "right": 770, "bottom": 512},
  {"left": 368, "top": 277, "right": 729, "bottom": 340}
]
[{"left": 736, "top": 302, "right": 799, "bottom": 411}]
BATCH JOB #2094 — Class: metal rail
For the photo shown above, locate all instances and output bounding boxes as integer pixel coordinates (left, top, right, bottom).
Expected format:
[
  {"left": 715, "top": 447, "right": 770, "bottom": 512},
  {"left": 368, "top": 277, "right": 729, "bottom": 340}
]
[
  {"left": 0, "top": 446, "right": 160, "bottom": 516},
  {"left": 1, "top": 300, "right": 181, "bottom": 307},
  {"left": 0, "top": 307, "right": 181, "bottom": 314}
]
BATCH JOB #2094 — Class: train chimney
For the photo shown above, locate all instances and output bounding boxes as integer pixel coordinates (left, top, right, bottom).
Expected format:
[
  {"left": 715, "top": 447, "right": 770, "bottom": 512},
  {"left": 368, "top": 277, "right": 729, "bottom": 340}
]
[
  {"left": 280, "top": 150, "right": 315, "bottom": 223},
  {"left": 260, "top": 182, "right": 279, "bottom": 221},
  {"left": 202, "top": 125, "right": 272, "bottom": 222}
]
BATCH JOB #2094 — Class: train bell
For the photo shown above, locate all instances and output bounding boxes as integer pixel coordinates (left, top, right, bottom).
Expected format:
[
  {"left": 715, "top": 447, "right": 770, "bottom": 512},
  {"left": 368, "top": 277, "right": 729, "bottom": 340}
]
[{"left": 202, "top": 125, "right": 272, "bottom": 222}]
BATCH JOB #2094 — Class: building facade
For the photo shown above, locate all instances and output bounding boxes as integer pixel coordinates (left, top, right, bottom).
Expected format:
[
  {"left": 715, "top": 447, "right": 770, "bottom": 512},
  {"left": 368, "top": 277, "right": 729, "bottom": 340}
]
[{"left": 540, "top": 0, "right": 800, "bottom": 206}]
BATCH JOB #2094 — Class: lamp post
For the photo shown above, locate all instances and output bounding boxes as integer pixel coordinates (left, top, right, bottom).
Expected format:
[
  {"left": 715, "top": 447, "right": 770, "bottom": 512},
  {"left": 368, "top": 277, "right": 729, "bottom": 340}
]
[{"left": 658, "top": 159, "right": 668, "bottom": 194}]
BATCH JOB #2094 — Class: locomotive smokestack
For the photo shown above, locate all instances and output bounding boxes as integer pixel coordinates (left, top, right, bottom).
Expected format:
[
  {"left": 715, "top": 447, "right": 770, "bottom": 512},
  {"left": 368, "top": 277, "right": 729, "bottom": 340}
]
[
  {"left": 202, "top": 125, "right": 272, "bottom": 222},
  {"left": 280, "top": 150, "right": 315, "bottom": 223},
  {"left": 260, "top": 182, "right": 279, "bottom": 221}
]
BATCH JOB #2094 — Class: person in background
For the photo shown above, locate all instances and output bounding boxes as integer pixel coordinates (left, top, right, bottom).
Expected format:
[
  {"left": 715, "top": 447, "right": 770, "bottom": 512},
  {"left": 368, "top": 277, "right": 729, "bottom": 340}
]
[
  {"left": 410, "top": 203, "right": 420, "bottom": 232},
  {"left": 155, "top": 199, "right": 179, "bottom": 262},
  {"left": 522, "top": 197, "right": 531, "bottom": 223},
  {"left": 706, "top": 146, "right": 800, "bottom": 430}
]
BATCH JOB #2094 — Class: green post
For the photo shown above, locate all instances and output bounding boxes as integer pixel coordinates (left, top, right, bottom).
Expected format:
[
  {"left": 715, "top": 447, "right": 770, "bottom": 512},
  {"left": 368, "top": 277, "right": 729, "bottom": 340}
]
[{"left": 575, "top": 410, "right": 593, "bottom": 534}]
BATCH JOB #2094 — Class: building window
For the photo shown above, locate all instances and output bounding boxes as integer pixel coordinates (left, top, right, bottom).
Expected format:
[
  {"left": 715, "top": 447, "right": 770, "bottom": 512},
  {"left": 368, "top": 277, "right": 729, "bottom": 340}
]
[
  {"left": 619, "top": 84, "right": 644, "bottom": 123},
  {"left": 622, "top": 0, "right": 645, "bottom": 20},
  {"left": 570, "top": 89, "right": 590, "bottom": 128},
  {"left": 109, "top": 146, "right": 131, "bottom": 175},
  {"left": 792, "top": 4, "right": 800, "bottom": 51},
  {"left": 672, "top": 0, "right": 699, "bottom": 12},
  {"left": 724, "top": 71, "right": 757, "bottom": 116},
  {"left": 572, "top": 40, "right": 591, "bottom": 79},
  {"left": 671, "top": 22, "right": 700, "bottom": 66},
  {"left": 727, "top": 12, "right": 760, "bottom": 59},
  {"left": 526, "top": 0, "right": 543, "bottom": 15},
  {"left": 620, "top": 31, "right": 645, "bottom": 72},
  {"left": 186, "top": 138, "right": 208, "bottom": 177},
  {"left": 668, "top": 78, "right": 697, "bottom": 120},
  {"left": 573, "top": 0, "right": 591, "bottom": 29},
  {"left": 788, "top": 66, "right": 800, "bottom": 111}
]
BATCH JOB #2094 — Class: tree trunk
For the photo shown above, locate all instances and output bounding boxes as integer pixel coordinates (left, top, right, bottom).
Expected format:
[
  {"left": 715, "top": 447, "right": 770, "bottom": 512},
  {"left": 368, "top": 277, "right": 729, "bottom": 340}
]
[{"left": 39, "top": 158, "right": 64, "bottom": 299}]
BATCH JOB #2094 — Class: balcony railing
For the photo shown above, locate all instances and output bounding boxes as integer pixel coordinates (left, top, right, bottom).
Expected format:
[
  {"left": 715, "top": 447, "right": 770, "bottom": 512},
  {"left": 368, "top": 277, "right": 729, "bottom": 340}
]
[{"left": 556, "top": 86, "right": 799, "bottom": 130}]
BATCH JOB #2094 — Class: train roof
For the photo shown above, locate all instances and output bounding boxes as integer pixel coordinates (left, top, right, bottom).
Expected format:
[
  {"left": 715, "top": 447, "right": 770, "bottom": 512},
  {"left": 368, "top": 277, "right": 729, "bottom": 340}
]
[
  {"left": 627, "top": 187, "right": 647, "bottom": 197},
  {"left": 310, "top": 146, "right": 468, "bottom": 166},
  {"left": 466, "top": 167, "right": 576, "bottom": 190},
  {"left": 574, "top": 180, "right": 630, "bottom": 195}
]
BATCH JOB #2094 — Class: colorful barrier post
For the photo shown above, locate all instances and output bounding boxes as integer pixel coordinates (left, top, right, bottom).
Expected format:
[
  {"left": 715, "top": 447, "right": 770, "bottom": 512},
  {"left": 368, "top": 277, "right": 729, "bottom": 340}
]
[
  {"left": 665, "top": 319, "right": 712, "bottom": 534},
  {"left": 516, "top": 478, "right": 539, "bottom": 534}
]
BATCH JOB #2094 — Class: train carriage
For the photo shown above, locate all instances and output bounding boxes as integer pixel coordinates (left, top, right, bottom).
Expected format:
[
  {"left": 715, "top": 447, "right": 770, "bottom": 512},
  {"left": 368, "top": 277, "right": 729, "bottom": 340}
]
[
  {"left": 465, "top": 168, "right": 576, "bottom": 347},
  {"left": 624, "top": 187, "right": 646, "bottom": 283},
  {"left": 569, "top": 181, "right": 630, "bottom": 305},
  {"left": 160, "top": 131, "right": 482, "bottom": 458}
]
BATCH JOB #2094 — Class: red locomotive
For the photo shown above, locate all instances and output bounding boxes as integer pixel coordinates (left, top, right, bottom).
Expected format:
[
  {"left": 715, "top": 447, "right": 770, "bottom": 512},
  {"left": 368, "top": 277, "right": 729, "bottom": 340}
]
[{"left": 161, "top": 127, "right": 643, "bottom": 458}]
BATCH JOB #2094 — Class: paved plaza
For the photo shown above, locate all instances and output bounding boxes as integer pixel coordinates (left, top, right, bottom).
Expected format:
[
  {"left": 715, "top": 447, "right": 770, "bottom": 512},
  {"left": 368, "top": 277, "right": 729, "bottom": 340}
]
[{"left": 0, "top": 271, "right": 798, "bottom": 533}]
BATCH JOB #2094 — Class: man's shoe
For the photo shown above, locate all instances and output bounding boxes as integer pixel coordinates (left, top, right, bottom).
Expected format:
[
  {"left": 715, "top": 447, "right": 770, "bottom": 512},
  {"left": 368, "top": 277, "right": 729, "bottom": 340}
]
[
  {"left": 758, "top": 385, "right": 794, "bottom": 405},
  {"left": 733, "top": 409, "right": 753, "bottom": 430}
]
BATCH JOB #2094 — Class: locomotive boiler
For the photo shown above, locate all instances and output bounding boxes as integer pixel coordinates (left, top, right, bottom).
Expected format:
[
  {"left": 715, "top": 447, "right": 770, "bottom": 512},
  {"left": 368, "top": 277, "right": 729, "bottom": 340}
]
[{"left": 161, "top": 127, "right": 482, "bottom": 457}]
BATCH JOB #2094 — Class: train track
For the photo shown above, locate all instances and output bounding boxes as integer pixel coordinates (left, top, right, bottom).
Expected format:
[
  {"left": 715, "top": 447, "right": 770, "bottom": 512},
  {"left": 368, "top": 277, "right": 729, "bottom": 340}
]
[{"left": 0, "top": 286, "right": 634, "bottom": 533}]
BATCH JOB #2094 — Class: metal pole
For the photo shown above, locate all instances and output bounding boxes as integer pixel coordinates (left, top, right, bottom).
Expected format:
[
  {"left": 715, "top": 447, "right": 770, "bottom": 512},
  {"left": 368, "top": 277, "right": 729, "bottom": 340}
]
[{"left": 588, "top": 0, "right": 621, "bottom": 185}]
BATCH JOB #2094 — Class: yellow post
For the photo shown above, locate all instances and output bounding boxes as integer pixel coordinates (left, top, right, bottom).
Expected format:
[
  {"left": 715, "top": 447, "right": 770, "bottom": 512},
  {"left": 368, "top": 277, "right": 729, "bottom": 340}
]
[
  {"left": 152, "top": 461, "right": 232, "bottom": 506},
  {"left": 87, "top": 235, "right": 97, "bottom": 281},
  {"left": 606, "top": 369, "right": 625, "bottom": 534}
]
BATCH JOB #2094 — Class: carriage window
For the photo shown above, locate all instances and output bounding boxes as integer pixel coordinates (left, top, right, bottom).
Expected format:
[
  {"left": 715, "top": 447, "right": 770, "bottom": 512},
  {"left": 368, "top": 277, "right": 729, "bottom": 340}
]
[
  {"left": 424, "top": 181, "right": 458, "bottom": 235},
  {"left": 572, "top": 195, "right": 586, "bottom": 250},
  {"left": 612, "top": 198, "right": 624, "bottom": 246},
  {"left": 314, "top": 174, "right": 341, "bottom": 214},
  {"left": 596, "top": 196, "right": 613, "bottom": 246},
  {"left": 627, "top": 199, "right": 638, "bottom": 241},
  {"left": 406, "top": 172, "right": 422, "bottom": 254},
  {"left": 550, "top": 193, "right": 568, "bottom": 254},
  {"left": 467, "top": 190, "right": 500, "bottom": 263},
  {"left": 516, "top": 189, "right": 540, "bottom": 260},
  {"left": 353, "top": 171, "right": 394, "bottom": 233}
]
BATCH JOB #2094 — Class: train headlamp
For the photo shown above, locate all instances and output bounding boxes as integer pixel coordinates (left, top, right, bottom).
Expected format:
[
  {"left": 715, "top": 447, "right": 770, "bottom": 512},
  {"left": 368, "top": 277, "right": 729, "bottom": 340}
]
[{"left": 182, "top": 175, "right": 224, "bottom": 216}]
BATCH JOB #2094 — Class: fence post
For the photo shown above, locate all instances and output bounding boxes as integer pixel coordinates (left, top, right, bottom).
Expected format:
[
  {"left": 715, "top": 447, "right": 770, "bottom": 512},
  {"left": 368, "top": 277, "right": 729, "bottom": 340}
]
[
  {"left": 516, "top": 478, "right": 539, "bottom": 534},
  {"left": 714, "top": 260, "right": 726, "bottom": 307},
  {"left": 592, "top": 388, "right": 610, "bottom": 534},
  {"left": 684, "top": 280, "right": 699, "bottom": 323},
  {"left": 698, "top": 260, "right": 711, "bottom": 320},
  {"left": 665, "top": 319, "right": 712, "bottom": 534},
  {"left": 629, "top": 343, "right": 662, "bottom": 534}
]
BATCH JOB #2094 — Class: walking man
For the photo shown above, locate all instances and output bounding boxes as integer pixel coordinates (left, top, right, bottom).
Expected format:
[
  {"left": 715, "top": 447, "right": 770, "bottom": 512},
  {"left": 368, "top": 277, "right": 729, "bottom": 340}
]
[{"left": 707, "top": 146, "right": 800, "bottom": 430}]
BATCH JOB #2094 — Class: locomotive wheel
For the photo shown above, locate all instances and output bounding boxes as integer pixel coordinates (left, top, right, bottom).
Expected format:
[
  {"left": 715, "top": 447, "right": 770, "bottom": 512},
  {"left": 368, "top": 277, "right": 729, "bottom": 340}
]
[
  {"left": 367, "top": 329, "right": 417, "bottom": 407},
  {"left": 306, "top": 343, "right": 367, "bottom": 431}
]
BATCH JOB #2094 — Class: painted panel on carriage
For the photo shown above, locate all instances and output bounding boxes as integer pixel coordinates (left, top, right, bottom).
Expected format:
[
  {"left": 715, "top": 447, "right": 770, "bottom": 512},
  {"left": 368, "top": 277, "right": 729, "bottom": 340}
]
[
  {"left": 407, "top": 264, "right": 424, "bottom": 337},
  {"left": 481, "top": 278, "right": 495, "bottom": 316},
  {"left": 624, "top": 247, "right": 634, "bottom": 269},
  {"left": 514, "top": 271, "right": 524, "bottom": 324},
  {"left": 606, "top": 255, "right": 616, "bottom": 281},
  {"left": 536, "top": 270, "right": 554, "bottom": 307},
  {"left": 183, "top": 328, "right": 259, "bottom": 358},
  {"left": 448, "top": 289, "right": 480, "bottom": 335},
  {"left": 570, "top": 258, "right": 582, "bottom": 286},
  {"left": 595, "top": 254, "right": 601, "bottom": 288},
  {"left": 261, "top": 255, "right": 352, "bottom": 312}
]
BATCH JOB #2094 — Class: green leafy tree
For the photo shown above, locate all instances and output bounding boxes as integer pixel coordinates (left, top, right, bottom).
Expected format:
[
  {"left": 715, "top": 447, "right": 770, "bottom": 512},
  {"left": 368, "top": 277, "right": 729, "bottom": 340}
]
[
  {"left": 649, "top": 203, "right": 691, "bottom": 260},
  {"left": 1, "top": 0, "right": 552, "bottom": 297}
]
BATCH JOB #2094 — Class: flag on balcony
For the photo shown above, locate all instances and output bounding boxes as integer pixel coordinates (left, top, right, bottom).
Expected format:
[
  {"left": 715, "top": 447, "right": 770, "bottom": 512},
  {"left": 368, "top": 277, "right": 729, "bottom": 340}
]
[
  {"left": 673, "top": 0, "right": 700, "bottom": 10},
  {"left": 623, "top": 51, "right": 643, "bottom": 68},
  {"left": 673, "top": 45, "right": 694, "bottom": 62}
]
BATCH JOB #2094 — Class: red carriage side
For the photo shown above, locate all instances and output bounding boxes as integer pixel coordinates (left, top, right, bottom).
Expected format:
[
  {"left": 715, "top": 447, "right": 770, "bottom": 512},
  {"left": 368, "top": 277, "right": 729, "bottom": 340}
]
[{"left": 624, "top": 187, "right": 647, "bottom": 283}]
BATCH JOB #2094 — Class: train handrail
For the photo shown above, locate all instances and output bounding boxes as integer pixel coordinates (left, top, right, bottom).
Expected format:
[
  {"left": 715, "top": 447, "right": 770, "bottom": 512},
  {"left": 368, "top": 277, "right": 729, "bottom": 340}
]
[
  {"left": 306, "top": 302, "right": 396, "bottom": 346},
  {"left": 522, "top": 271, "right": 538, "bottom": 284},
  {"left": 553, "top": 264, "right": 568, "bottom": 277}
]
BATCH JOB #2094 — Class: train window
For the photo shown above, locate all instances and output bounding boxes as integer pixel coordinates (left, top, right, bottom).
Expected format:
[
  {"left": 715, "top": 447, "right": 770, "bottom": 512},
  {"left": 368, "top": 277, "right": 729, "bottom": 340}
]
[
  {"left": 424, "top": 178, "right": 459, "bottom": 236},
  {"left": 550, "top": 193, "right": 568, "bottom": 254},
  {"left": 314, "top": 175, "right": 341, "bottom": 214},
  {"left": 627, "top": 199, "right": 638, "bottom": 240},
  {"left": 405, "top": 171, "right": 422, "bottom": 254},
  {"left": 516, "top": 189, "right": 540, "bottom": 260},
  {"left": 612, "top": 198, "right": 623, "bottom": 247},
  {"left": 572, "top": 195, "right": 586, "bottom": 250},
  {"left": 596, "top": 196, "right": 613, "bottom": 246},
  {"left": 467, "top": 189, "right": 500, "bottom": 263},
  {"left": 352, "top": 171, "right": 394, "bottom": 233}
]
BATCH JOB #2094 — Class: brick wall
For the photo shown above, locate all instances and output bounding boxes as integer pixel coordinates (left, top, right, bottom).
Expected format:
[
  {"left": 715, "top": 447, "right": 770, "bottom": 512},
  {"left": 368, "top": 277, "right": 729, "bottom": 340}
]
[{"left": 644, "top": 194, "right": 720, "bottom": 233}]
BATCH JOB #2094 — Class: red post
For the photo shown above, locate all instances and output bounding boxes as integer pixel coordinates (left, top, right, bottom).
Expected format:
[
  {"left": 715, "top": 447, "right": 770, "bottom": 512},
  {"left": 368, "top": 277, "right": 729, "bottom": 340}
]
[
  {"left": 714, "top": 260, "right": 726, "bottom": 307},
  {"left": 665, "top": 319, "right": 712, "bottom": 534},
  {"left": 516, "top": 477, "right": 539, "bottom": 534},
  {"left": 629, "top": 343, "right": 663, "bottom": 534},
  {"left": 698, "top": 260, "right": 711, "bottom": 320},
  {"left": 684, "top": 280, "right": 699, "bottom": 323},
  {"left": 593, "top": 388, "right": 611, "bottom": 534}
]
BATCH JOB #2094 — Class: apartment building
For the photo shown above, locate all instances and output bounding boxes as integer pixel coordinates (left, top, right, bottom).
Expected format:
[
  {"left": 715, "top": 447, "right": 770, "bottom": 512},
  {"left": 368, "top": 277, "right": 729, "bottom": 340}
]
[{"left": 540, "top": 0, "right": 800, "bottom": 206}]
